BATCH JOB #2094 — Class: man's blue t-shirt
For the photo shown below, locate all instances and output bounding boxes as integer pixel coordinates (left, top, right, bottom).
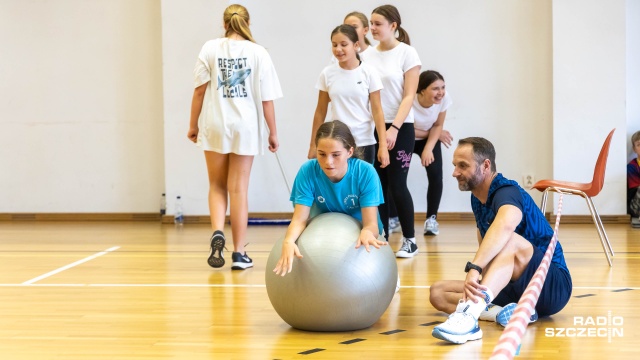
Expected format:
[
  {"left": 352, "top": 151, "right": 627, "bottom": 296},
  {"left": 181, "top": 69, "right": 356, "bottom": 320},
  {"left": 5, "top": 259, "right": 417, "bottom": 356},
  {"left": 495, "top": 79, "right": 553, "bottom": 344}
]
[
  {"left": 471, "top": 173, "right": 569, "bottom": 273},
  {"left": 290, "top": 158, "right": 384, "bottom": 234}
]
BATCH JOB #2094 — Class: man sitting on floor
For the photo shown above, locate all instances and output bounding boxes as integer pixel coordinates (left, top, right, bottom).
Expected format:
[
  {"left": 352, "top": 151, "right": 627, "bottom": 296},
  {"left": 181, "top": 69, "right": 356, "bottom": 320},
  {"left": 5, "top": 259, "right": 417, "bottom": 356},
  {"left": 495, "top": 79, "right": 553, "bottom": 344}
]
[{"left": 429, "top": 137, "right": 572, "bottom": 344}]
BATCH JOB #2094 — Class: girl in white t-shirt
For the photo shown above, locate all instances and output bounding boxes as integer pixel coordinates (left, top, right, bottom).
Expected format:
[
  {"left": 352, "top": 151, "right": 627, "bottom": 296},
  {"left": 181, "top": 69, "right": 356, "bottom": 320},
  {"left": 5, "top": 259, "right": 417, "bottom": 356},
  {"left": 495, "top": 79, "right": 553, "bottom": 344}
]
[
  {"left": 309, "top": 25, "right": 389, "bottom": 167},
  {"left": 367, "top": 5, "right": 421, "bottom": 257},
  {"left": 188, "top": 4, "right": 283, "bottom": 271},
  {"left": 412, "top": 70, "right": 453, "bottom": 237},
  {"left": 343, "top": 11, "right": 376, "bottom": 61}
]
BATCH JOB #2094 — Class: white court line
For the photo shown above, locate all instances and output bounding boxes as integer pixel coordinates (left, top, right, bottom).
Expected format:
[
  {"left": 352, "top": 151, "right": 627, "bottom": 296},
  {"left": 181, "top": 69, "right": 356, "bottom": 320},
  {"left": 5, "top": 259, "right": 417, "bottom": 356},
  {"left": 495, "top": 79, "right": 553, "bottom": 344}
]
[
  {"left": 0, "top": 283, "right": 638, "bottom": 290},
  {"left": 2, "top": 283, "right": 86, "bottom": 287},
  {"left": 0, "top": 283, "right": 266, "bottom": 287},
  {"left": 89, "top": 283, "right": 267, "bottom": 287},
  {"left": 400, "top": 285, "right": 640, "bottom": 290},
  {"left": 21, "top": 246, "right": 120, "bottom": 285},
  {"left": 573, "top": 286, "right": 640, "bottom": 290}
]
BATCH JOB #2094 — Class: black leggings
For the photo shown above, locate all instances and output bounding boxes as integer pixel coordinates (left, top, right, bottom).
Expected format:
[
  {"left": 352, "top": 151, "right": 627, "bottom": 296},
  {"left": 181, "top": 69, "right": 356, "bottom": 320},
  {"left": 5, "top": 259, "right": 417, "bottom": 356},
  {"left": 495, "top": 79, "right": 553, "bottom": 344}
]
[
  {"left": 413, "top": 139, "right": 443, "bottom": 218},
  {"left": 375, "top": 123, "right": 415, "bottom": 239},
  {"left": 356, "top": 144, "right": 376, "bottom": 165}
]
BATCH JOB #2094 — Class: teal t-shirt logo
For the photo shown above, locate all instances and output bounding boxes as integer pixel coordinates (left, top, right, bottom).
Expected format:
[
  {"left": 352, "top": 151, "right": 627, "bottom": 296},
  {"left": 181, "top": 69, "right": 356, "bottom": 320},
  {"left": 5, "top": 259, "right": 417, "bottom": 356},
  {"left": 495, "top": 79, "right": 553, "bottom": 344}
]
[{"left": 343, "top": 194, "right": 359, "bottom": 210}]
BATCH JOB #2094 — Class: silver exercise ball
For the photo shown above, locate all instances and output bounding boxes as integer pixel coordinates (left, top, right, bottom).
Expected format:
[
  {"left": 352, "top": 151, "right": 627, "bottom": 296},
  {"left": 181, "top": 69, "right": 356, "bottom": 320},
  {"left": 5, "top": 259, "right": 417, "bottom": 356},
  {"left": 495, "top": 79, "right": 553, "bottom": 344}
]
[{"left": 265, "top": 212, "right": 398, "bottom": 332}]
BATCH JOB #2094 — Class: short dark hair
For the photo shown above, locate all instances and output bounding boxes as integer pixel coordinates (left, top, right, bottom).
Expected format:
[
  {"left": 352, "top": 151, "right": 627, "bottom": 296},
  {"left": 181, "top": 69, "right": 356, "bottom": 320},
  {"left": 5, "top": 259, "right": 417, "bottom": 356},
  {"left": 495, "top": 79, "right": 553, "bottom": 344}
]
[
  {"left": 632, "top": 130, "right": 640, "bottom": 145},
  {"left": 458, "top": 137, "right": 497, "bottom": 172}
]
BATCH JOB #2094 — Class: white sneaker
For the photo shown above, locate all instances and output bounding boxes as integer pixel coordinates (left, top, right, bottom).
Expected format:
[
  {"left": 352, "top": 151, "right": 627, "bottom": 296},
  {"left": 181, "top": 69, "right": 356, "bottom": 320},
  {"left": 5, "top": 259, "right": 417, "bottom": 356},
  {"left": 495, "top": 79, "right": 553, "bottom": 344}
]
[
  {"left": 432, "top": 300, "right": 483, "bottom": 344},
  {"left": 395, "top": 237, "right": 418, "bottom": 258},
  {"left": 424, "top": 215, "right": 439, "bottom": 235},
  {"left": 496, "top": 302, "right": 538, "bottom": 327},
  {"left": 388, "top": 217, "right": 402, "bottom": 233},
  {"left": 395, "top": 275, "right": 400, "bottom": 293}
]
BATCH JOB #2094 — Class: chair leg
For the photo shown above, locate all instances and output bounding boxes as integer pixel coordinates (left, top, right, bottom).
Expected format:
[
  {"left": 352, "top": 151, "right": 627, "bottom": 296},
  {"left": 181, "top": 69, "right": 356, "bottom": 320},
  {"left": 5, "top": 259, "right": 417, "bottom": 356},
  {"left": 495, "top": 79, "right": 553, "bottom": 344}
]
[
  {"left": 586, "top": 198, "right": 614, "bottom": 257},
  {"left": 584, "top": 197, "right": 613, "bottom": 266},
  {"left": 587, "top": 198, "right": 614, "bottom": 258},
  {"left": 540, "top": 188, "right": 550, "bottom": 215}
]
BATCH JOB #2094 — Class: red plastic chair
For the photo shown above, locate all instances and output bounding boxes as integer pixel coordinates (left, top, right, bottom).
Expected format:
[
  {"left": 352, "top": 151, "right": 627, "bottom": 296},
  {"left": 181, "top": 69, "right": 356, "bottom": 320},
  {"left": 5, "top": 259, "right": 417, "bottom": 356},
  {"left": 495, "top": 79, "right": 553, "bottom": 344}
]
[{"left": 532, "top": 129, "right": 615, "bottom": 266}]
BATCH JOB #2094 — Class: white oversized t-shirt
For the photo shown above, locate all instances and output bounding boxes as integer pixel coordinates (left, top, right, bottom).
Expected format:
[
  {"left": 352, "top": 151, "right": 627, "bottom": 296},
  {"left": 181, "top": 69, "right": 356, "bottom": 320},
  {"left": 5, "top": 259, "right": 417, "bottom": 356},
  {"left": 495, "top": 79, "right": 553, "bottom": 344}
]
[
  {"left": 193, "top": 38, "right": 282, "bottom": 155},
  {"left": 315, "top": 62, "right": 383, "bottom": 146},
  {"left": 365, "top": 43, "right": 421, "bottom": 123},
  {"left": 413, "top": 91, "right": 453, "bottom": 132}
]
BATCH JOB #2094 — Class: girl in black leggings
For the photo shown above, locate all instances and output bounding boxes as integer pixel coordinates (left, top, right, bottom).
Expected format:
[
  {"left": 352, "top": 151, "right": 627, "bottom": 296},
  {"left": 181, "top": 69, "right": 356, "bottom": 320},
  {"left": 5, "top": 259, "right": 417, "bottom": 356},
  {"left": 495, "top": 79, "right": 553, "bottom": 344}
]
[
  {"left": 367, "top": 5, "right": 422, "bottom": 259},
  {"left": 414, "top": 138, "right": 443, "bottom": 231},
  {"left": 375, "top": 123, "right": 416, "bottom": 244},
  {"left": 412, "top": 70, "right": 453, "bottom": 237}
]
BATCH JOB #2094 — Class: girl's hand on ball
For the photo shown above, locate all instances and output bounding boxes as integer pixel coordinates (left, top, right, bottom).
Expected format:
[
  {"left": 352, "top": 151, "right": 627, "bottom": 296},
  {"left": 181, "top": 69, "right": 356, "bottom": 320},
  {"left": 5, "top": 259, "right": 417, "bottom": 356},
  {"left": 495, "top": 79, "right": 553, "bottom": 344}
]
[
  {"left": 355, "top": 230, "right": 387, "bottom": 252},
  {"left": 273, "top": 241, "right": 303, "bottom": 276}
]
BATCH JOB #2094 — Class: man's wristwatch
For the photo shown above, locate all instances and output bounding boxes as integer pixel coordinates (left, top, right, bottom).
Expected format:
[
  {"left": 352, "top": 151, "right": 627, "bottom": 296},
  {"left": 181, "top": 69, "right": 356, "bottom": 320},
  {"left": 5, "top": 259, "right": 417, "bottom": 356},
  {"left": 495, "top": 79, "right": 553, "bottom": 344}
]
[{"left": 464, "top": 261, "right": 483, "bottom": 275}]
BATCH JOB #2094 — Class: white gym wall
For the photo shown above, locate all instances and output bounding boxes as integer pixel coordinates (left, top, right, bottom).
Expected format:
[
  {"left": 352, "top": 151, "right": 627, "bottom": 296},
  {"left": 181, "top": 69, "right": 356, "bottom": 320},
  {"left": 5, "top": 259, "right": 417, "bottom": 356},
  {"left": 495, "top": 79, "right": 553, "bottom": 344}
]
[{"left": 1, "top": 0, "right": 636, "bottom": 217}]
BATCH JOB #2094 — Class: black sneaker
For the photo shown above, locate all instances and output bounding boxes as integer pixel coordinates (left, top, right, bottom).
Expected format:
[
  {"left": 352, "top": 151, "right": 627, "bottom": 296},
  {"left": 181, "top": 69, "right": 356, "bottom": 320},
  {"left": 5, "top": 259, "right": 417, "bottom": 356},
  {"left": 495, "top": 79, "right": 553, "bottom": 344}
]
[
  {"left": 208, "top": 230, "right": 225, "bottom": 268},
  {"left": 395, "top": 237, "right": 418, "bottom": 258},
  {"left": 231, "top": 252, "right": 253, "bottom": 270}
]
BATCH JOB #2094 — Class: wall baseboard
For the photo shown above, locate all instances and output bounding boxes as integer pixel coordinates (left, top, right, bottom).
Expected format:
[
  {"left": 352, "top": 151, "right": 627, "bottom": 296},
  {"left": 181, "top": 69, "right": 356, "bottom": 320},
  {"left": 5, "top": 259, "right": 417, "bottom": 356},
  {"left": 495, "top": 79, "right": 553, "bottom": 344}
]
[
  {"left": 160, "top": 213, "right": 294, "bottom": 224},
  {"left": 1, "top": 212, "right": 631, "bottom": 225},
  {"left": 0, "top": 213, "right": 161, "bottom": 221},
  {"left": 547, "top": 214, "right": 630, "bottom": 224}
]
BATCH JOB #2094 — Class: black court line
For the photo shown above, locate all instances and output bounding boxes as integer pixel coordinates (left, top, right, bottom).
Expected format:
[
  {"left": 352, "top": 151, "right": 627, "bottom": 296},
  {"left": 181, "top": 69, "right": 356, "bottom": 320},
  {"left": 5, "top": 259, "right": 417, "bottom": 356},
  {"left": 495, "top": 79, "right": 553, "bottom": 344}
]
[
  {"left": 298, "top": 348, "right": 325, "bottom": 355},
  {"left": 380, "top": 329, "right": 405, "bottom": 335},
  {"left": 612, "top": 288, "right": 634, "bottom": 292},
  {"left": 420, "top": 321, "right": 442, "bottom": 327},
  {"left": 340, "top": 338, "right": 366, "bottom": 345},
  {"left": 574, "top": 294, "right": 596, "bottom": 298}
]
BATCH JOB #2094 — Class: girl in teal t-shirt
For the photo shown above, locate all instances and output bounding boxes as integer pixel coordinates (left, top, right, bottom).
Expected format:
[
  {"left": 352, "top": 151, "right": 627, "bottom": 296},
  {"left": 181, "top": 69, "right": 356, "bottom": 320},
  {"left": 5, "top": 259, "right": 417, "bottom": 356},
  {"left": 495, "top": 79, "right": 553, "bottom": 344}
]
[{"left": 273, "top": 120, "right": 386, "bottom": 276}]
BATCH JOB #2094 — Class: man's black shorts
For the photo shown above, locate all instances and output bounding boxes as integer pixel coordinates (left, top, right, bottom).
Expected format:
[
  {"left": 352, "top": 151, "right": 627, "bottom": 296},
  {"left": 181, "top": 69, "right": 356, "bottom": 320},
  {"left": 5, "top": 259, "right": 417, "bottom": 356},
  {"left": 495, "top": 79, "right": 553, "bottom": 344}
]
[{"left": 493, "top": 245, "right": 572, "bottom": 317}]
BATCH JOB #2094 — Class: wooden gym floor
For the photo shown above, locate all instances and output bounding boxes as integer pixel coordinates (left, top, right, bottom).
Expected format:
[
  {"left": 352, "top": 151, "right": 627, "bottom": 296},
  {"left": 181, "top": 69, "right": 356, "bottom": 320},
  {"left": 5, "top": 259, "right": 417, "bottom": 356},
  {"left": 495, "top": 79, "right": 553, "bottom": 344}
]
[{"left": 0, "top": 220, "right": 638, "bottom": 359}]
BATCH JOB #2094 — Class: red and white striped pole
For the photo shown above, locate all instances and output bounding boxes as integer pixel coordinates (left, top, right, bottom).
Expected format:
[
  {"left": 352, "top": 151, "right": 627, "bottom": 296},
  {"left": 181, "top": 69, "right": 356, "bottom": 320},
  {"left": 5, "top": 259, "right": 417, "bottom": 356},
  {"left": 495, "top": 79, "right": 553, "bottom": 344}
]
[{"left": 489, "top": 192, "right": 565, "bottom": 360}]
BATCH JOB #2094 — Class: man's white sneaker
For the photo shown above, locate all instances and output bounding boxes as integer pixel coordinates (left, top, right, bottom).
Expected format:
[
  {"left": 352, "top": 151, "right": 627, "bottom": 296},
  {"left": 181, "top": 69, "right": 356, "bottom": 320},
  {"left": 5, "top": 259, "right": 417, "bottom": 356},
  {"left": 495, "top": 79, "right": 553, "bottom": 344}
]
[
  {"left": 432, "top": 301, "right": 483, "bottom": 344},
  {"left": 496, "top": 302, "right": 538, "bottom": 327},
  {"left": 395, "top": 237, "right": 418, "bottom": 258},
  {"left": 423, "top": 215, "right": 439, "bottom": 235}
]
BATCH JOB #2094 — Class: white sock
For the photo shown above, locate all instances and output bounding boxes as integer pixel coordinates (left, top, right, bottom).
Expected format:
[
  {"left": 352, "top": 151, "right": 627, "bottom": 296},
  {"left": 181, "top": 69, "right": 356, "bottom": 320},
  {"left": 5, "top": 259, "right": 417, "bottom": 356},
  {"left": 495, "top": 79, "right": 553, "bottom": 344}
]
[
  {"left": 465, "top": 288, "right": 494, "bottom": 320},
  {"left": 406, "top": 237, "right": 416, "bottom": 244}
]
